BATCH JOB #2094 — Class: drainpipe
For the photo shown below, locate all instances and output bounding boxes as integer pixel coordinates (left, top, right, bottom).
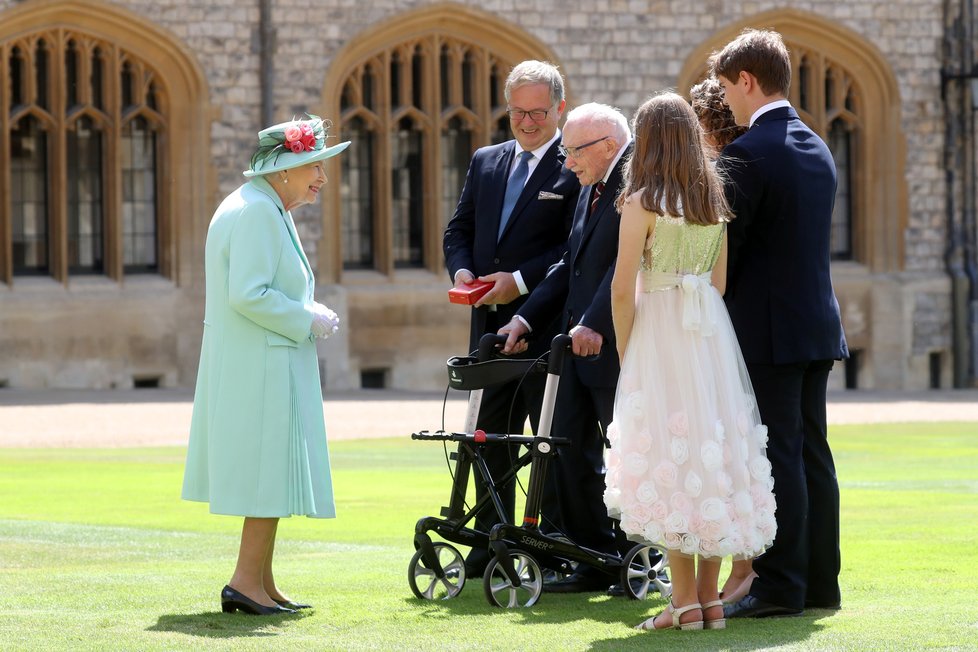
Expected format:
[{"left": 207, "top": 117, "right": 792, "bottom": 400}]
[
  {"left": 964, "top": 0, "right": 978, "bottom": 387},
  {"left": 942, "top": 0, "right": 978, "bottom": 388},
  {"left": 259, "top": 0, "right": 275, "bottom": 126}
]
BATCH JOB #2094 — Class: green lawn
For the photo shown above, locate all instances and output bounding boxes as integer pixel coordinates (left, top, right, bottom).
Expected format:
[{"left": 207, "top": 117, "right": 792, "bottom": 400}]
[{"left": 0, "top": 422, "right": 976, "bottom": 651}]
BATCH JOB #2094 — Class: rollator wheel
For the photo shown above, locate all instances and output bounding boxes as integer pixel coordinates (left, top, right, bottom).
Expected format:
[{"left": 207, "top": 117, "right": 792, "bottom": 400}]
[
  {"left": 620, "top": 544, "right": 672, "bottom": 601},
  {"left": 408, "top": 542, "right": 465, "bottom": 600},
  {"left": 483, "top": 551, "right": 543, "bottom": 608}
]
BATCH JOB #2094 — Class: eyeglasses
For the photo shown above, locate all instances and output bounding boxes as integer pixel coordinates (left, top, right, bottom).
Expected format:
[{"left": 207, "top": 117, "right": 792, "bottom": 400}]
[
  {"left": 558, "top": 136, "right": 610, "bottom": 158},
  {"left": 506, "top": 107, "right": 551, "bottom": 121}
]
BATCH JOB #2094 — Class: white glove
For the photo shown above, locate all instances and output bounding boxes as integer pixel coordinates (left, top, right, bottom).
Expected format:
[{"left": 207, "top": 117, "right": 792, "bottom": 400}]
[{"left": 310, "top": 302, "right": 340, "bottom": 339}]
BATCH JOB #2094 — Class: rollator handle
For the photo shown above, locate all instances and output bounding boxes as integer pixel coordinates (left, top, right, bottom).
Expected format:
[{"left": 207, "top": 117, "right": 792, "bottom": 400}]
[
  {"left": 477, "top": 333, "right": 509, "bottom": 362},
  {"left": 548, "top": 334, "right": 573, "bottom": 374}
]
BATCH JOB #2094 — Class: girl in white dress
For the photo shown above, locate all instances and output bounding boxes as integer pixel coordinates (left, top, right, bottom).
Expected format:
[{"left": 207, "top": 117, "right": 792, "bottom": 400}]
[{"left": 607, "top": 92, "right": 777, "bottom": 631}]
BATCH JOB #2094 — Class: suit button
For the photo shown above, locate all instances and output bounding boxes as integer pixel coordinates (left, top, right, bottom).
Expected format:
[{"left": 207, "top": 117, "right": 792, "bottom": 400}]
[
  {"left": 574, "top": 269, "right": 581, "bottom": 277},
  {"left": 494, "top": 258, "right": 500, "bottom": 264}
]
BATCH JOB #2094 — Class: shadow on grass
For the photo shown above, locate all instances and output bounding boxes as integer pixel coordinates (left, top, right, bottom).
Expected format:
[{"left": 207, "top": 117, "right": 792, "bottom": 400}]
[
  {"left": 400, "top": 592, "right": 827, "bottom": 650},
  {"left": 147, "top": 609, "right": 311, "bottom": 638}
]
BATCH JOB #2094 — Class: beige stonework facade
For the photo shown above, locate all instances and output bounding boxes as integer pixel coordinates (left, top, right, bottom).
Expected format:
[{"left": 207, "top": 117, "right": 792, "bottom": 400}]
[{"left": 0, "top": 0, "right": 973, "bottom": 391}]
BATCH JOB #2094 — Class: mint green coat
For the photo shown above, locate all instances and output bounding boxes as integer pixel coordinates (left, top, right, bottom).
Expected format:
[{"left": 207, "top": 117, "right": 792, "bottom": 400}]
[{"left": 182, "top": 176, "right": 335, "bottom": 518}]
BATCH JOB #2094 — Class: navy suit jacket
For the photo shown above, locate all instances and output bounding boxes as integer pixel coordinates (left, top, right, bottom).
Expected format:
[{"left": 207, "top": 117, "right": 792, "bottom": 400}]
[
  {"left": 719, "top": 106, "right": 848, "bottom": 365},
  {"left": 516, "top": 145, "right": 632, "bottom": 388},
  {"left": 444, "top": 138, "right": 580, "bottom": 355}
]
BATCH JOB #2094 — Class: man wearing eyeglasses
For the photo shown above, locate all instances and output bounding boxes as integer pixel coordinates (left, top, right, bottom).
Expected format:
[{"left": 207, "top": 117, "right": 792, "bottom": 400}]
[
  {"left": 497, "top": 103, "right": 636, "bottom": 593},
  {"left": 443, "top": 60, "right": 580, "bottom": 579}
]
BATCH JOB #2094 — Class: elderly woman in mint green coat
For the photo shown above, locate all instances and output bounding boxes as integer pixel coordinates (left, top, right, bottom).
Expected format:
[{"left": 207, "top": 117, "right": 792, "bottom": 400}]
[{"left": 182, "top": 115, "right": 349, "bottom": 616}]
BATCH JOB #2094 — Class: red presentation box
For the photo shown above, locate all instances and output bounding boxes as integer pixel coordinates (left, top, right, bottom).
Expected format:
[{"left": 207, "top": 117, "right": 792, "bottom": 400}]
[{"left": 448, "top": 279, "right": 494, "bottom": 305}]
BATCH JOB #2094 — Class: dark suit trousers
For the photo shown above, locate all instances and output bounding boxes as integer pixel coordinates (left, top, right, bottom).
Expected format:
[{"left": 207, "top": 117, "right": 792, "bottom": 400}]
[
  {"left": 542, "top": 363, "right": 618, "bottom": 564},
  {"left": 747, "top": 359, "right": 841, "bottom": 610}
]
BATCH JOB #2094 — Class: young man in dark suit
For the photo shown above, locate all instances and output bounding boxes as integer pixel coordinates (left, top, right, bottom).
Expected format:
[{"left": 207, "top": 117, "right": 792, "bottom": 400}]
[
  {"left": 497, "top": 103, "right": 634, "bottom": 592},
  {"left": 443, "top": 60, "right": 580, "bottom": 577},
  {"left": 712, "top": 29, "right": 849, "bottom": 618}
]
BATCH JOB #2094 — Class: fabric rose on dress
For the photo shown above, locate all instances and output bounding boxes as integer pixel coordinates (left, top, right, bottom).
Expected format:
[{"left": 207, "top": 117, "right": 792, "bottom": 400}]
[
  {"left": 663, "top": 531, "right": 682, "bottom": 548},
  {"left": 750, "top": 483, "right": 776, "bottom": 511},
  {"left": 606, "top": 421, "right": 619, "bottom": 445},
  {"left": 699, "top": 497, "right": 726, "bottom": 522},
  {"left": 699, "top": 538, "right": 720, "bottom": 557},
  {"left": 636, "top": 481, "right": 659, "bottom": 504},
  {"left": 643, "top": 521, "right": 664, "bottom": 544},
  {"left": 684, "top": 471, "right": 703, "bottom": 497},
  {"left": 733, "top": 490, "right": 754, "bottom": 516},
  {"left": 625, "top": 392, "right": 645, "bottom": 420},
  {"left": 715, "top": 420, "right": 726, "bottom": 442},
  {"left": 604, "top": 487, "right": 622, "bottom": 511},
  {"left": 671, "top": 437, "right": 690, "bottom": 464},
  {"left": 754, "top": 424, "right": 769, "bottom": 447},
  {"left": 699, "top": 517, "right": 723, "bottom": 540},
  {"left": 651, "top": 460, "right": 679, "bottom": 487},
  {"left": 621, "top": 517, "right": 643, "bottom": 536},
  {"left": 650, "top": 500, "right": 669, "bottom": 522},
  {"left": 629, "top": 503, "right": 654, "bottom": 527},
  {"left": 669, "top": 491, "right": 693, "bottom": 516},
  {"left": 701, "top": 440, "right": 722, "bottom": 471},
  {"left": 664, "top": 511, "right": 689, "bottom": 534},
  {"left": 625, "top": 452, "right": 649, "bottom": 476},
  {"left": 749, "top": 456, "right": 773, "bottom": 482},
  {"left": 667, "top": 411, "right": 690, "bottom": 436},
  {"left": 680, "top": 533, "right": 700, "bottom": 555},
  {"left": 631, "top": 429, "right": 653, "bottom": 454}
]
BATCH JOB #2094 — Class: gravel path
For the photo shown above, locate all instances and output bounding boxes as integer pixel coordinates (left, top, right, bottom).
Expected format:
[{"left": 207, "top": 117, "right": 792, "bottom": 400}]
[{"left": 1, "top": 388, "right": 976, "bottom": 448}]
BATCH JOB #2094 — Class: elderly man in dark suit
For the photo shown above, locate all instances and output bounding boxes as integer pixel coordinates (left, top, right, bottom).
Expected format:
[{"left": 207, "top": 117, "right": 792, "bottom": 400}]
[
  {"left": 497, "top": 102, "right": 634, "bottom": 593},
  {"left": 712, "top": 29, "right": 849, "bottom": 618},
  {"left": 443, "top": 60, "right": 580, "bottom": 577}
]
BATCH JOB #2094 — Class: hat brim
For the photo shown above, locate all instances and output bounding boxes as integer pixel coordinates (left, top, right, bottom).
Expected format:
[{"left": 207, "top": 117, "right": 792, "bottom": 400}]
[{"left": 243, "top": 141, "right": 351, "bottom": 177}]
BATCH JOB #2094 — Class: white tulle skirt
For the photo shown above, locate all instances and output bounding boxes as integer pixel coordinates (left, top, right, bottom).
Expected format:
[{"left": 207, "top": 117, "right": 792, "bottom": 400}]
[{"left": 604, "top": 272, "right": 777, "bottom": 560}]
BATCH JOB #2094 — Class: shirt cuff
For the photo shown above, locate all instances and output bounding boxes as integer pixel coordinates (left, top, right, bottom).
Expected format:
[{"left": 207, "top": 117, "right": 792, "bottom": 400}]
[
  {"left": 515, "top": 315, "right": 532, "bottom": 333},
  {"left": 454, "top": 268, "right": 474, "bottom": 284},
  {"left": 513, "top": 270, "right": 528, "bottom": 296}
]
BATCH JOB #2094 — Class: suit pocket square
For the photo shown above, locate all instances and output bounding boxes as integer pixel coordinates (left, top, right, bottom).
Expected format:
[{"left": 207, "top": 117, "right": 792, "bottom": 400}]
[{"left": 537, "top": 191, "right": 563, "bottom": 200}]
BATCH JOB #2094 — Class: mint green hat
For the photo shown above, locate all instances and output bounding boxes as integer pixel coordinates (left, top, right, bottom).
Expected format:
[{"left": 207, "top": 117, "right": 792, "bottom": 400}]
[{"left": 243, "top": 114, "right": 350, "bottom": 177}]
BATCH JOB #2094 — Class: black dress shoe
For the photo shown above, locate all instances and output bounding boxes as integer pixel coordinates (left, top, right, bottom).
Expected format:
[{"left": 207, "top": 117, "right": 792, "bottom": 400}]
[
  {"left": 274, "top": 599, "right": 313, "bottom": 610},
  {"left": 723, "top": 595, "right": 803, "bottom": 619},
  {"left": 221, "top": 585, "right": 296, "bottom": 615},
  {"left": 543, "top": 571, "right": 612, "bottom": 593},
  {"left": 606, "top": 583, "right": 625, "bottom": 597}
]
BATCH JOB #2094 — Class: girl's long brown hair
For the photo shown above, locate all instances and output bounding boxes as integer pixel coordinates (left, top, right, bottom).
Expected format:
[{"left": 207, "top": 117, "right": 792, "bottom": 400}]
[{"left": 616, "top": 91, "right": 730, "bottom": 226}]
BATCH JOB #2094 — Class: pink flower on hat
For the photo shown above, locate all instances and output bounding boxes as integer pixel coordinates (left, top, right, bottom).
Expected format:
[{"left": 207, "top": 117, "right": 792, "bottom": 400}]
[
  {"left": 284, "top": 121, "right": 316, "bottom": 153},
  {"left": 284, "top": 124, "right": 302, "bottom": 143}
]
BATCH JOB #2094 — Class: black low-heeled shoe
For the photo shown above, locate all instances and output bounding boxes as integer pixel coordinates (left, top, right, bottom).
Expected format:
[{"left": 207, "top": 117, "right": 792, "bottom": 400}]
[
  {"left": 274, "top": 599, "right": 313, "bottom": 610},
  {"left": 221, "top": 585, "right": 296, "bottom": 615}
]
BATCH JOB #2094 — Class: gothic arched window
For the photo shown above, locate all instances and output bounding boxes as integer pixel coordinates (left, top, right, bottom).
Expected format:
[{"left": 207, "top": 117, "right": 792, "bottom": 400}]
[
  {"left": 1, "top": 30, "right": 168, "bottom": 284},
  {"left": 334, "top": 36, "right": 512, "bottom": 274}
]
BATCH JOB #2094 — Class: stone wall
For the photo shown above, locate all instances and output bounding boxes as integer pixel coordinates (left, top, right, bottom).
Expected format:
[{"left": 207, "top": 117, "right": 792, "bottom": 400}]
[{"left": 0, "top": 0, "right": 962, "bottom": 389}]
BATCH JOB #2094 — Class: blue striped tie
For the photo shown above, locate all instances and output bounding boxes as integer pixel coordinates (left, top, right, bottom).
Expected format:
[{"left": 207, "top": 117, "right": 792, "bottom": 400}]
[{"left": 498, "top": 151, "right": 533, "bottom": 240}]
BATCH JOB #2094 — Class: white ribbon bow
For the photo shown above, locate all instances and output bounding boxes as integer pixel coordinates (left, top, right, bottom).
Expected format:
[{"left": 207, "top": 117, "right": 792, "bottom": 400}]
[{"left": 680, "top": 273, "right": 716, "bottom": 336}]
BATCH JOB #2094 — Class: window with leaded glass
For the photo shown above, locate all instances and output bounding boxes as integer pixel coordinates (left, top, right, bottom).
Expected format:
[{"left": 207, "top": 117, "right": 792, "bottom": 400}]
[
  {"left": 336, "top": 36, "right": 513, "bottom": 274},
  {"left": 1, "top": 30, "right": 168, "bottom": 283},
  {"left": 791, "top": 52, "right": 861, "bottom": 262}
]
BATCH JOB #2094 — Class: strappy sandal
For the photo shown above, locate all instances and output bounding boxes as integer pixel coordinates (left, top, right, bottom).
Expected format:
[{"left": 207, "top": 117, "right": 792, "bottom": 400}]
[
  {"left": 635, "top": 601, "right": 704, "bottom": 631},
  {"left": 702, "top": 599, "right": 726, "bottom": 629}
]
